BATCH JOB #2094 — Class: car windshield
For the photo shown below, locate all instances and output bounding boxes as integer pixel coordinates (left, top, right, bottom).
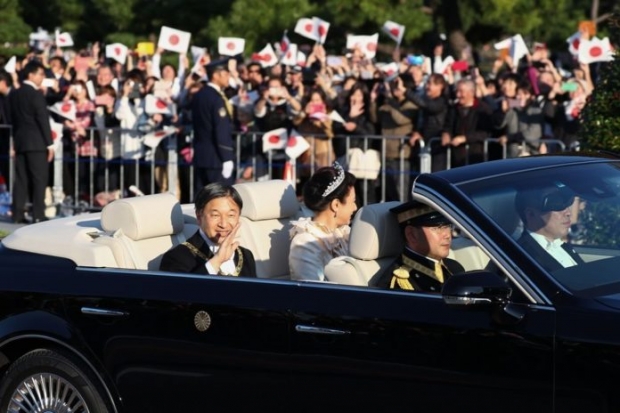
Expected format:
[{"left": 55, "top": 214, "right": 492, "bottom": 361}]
[{"left": 458, "top": 161, "right": 620, "bottom": 295}]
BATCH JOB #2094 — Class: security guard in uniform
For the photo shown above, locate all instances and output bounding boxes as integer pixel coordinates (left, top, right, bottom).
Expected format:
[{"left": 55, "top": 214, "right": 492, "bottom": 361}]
[
  {"left": 192, "top": 58, "right": 236, "bottom": 192},
  {"left": 374, "top": 202, "right": 465, "bottom": 292}
]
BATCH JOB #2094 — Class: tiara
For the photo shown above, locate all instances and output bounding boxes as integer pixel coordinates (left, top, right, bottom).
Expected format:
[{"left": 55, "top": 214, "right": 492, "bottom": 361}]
[{"left": 322, "top": 162, "right": 345, "bottom": 197}]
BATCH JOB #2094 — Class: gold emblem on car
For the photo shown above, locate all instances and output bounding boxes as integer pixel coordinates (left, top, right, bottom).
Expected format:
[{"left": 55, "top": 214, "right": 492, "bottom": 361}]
[{"left": 194, "top": 310, "right": 212, "bottom": 332}]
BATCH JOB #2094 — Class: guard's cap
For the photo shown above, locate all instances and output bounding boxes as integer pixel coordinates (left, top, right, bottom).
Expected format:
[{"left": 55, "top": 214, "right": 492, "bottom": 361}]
[
  {"left": 205, "top": 58, "right": 230, "bottom": 79},
  {"left": 390, "top": 201, "right": 451, "bottom": 227}
]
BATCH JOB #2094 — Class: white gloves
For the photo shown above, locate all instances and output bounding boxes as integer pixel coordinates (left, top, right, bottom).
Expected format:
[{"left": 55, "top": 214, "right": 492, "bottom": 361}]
[{"left": 222, "top": 160, "right": 234, "bottom": 179}]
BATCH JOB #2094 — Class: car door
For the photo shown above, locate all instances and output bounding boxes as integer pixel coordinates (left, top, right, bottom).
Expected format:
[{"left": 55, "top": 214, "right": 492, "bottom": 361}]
[
  {"left": 287, "top": 282, "right": 555, "bottom": 413},
  {"left": 63, "top": 267, "right": 293, "bottom": 413}
]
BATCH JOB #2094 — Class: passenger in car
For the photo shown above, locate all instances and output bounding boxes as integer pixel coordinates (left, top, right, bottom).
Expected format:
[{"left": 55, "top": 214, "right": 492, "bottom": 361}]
[
  {"left": 159, "top": 183, "right": 257, "bottom": 277},
  {"left": 289, "top": 162, "right": 357, "bottom": 281},
  {"left": 515, "top": 182, "right": 584, "bottom": 272},
  {"left": 373, "top": 202, "right": 465, "bottom": 292}
]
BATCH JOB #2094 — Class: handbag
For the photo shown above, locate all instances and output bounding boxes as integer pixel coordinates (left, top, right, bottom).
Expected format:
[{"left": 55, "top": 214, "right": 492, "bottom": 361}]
[{"left": 346, "top": 147, "right": 381, "bottom": 180}]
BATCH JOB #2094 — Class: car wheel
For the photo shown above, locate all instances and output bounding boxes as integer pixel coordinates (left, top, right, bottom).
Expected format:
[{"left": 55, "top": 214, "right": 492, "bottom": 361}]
[{"left": 0, "top": 349, "right": 110, "bottom": 413}]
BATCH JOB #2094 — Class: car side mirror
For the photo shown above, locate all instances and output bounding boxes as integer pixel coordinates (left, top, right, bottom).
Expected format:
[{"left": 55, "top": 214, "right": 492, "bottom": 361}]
[{"left": 442, "top": 271, "right": 524, "bottom": 325}]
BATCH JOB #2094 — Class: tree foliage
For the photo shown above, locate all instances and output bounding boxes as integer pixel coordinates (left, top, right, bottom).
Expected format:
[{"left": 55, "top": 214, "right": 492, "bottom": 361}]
[{"left": 580, "top": 9, "right": 620, "bottom": 152}]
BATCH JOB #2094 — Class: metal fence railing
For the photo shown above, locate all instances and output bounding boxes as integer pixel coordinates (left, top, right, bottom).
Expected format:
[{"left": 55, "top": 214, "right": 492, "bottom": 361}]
[{"left": 0, "top": 124, "right": 578, "bottom": 217}]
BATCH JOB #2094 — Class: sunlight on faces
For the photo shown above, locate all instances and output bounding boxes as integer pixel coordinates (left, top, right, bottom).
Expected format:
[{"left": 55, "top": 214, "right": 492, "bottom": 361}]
[
  {"left": 406, "top": 224, "right": 453, "bottom": 261},
  {"left": 334, "top": 186, "right": 357, "bottom": 227},
  {"left": 197, "top": 196, "right": 240, "bottom": 245}
]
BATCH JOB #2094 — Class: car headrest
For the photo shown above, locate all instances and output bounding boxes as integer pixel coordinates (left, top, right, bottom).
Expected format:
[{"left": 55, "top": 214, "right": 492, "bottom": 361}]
[
  {"left": 234, "top": 180, "right": 299, "bottom": 221},
  {"left": 349, "top": 201, "right": 404, "bottom": 260},
  {"left": 101, "top": 193, "right": 184, "bottom": 241}
]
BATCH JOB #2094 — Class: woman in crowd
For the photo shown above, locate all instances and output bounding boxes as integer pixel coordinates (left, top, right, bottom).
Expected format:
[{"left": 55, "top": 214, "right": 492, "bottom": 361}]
[
  {"left": 295, "top": 88, "right": 334, "bottom": 169},
  {"left": 289, "top": 162, "right": 357, "bottom": 281}
]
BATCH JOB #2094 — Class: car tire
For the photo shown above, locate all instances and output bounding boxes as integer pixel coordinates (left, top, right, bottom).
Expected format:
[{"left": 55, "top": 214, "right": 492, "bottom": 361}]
[{"left": 0, "top": 348, "right": 110, "bottom": 413}]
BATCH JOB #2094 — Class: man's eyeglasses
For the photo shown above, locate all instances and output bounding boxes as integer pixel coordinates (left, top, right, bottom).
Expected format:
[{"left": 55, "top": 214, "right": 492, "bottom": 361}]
[{"left": 426, "top": 224, "right": 454, "bottom": 233}]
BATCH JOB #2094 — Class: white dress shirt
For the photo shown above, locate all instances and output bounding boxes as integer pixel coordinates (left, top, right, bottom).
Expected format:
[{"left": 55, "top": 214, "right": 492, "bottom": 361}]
[
  {"left": 199, "top": 229, "right": 237, "bottom": 275},
  {"left": 529, "top": 232, "right": 577, "bottom": 268}
]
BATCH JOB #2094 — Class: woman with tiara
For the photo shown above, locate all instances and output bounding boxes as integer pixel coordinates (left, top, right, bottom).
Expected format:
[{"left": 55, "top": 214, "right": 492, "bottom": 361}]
[{"left": 289, "top": 162, "right": 358, "bottom": 281}]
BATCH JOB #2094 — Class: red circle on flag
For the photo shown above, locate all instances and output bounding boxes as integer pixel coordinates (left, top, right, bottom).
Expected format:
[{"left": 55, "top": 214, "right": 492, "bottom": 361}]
[
  {"left": 227, "top": 42, "right": 235, "bottom": 51},
  {"left": 169, "top": 34, "right": 180, "bottom": 46},
  {"left": 572, "top": 39, "right": 580, "bottom": 50},
  {"left": 268, "top": 135, "right": 279, "bottom": 144},
  {"left": 367, "top": 43, "right": 377, "bottom": 52},
  {"left": 61, "top": 103, "right": 72, "bottom": 113},
  {"left": 386, "top": 69, "right": 394, "bottom": 76},
  {"left": 318, "top": 25, "right": 327, "bottom": 37},
  {"left": 114, "top": 47, "right": 122, "bottom": 56},
  {"left": 287, "top": 137, "right": 297, "bottom": 147},
  {"left": 156, "top": 100, "right": 168, "bottom": 109},
  {"left": 51, "top": 131, "right": 57, "bottom": 140},
  {"left": 155, "top": 131, "right": 167, "bottom": 137},
  {"left": 589, "top": 46, "right": 602, "bottom": 57},
  {"left": 389, "top": 28, "right": 400, "bottom": 37},
  {"left": 286, "top": 51, "right": 292, "bottom": 59},
  {"left": 59, "top": 37, "right": 66, "bottom": 44},
  {"left": 304, "top": 23, "right": 313, "bottom": 33}
]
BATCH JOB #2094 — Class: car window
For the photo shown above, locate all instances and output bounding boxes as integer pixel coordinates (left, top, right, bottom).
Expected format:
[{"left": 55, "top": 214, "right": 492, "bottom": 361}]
[{"left": 459, "top": 162, "right": 620, "bottom": 295}]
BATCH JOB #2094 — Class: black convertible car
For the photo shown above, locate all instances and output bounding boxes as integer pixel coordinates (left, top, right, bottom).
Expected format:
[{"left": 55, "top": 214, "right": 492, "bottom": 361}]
[{"left": 1, "top": 154, "right": 620, "bottom": 413}]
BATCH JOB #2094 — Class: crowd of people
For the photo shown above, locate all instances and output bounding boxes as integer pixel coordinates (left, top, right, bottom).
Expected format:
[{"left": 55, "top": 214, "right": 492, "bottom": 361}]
[{"left": 0, "top": 30, "right": 600, "bottom": 221}]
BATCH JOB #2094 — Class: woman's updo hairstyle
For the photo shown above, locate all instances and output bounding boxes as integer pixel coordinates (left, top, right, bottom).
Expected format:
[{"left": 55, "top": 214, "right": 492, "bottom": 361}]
[{"left": 303, "top": 162, "right": 356, "bottom": 212}]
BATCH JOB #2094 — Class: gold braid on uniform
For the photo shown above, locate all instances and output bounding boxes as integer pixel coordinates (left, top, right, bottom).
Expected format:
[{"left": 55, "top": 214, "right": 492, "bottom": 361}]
[
  {"left": 390, "top": 266, "right": 414, "bottom": 290},
  {"left": 182, "top": 242, "right": 243, "bottom": 276}
]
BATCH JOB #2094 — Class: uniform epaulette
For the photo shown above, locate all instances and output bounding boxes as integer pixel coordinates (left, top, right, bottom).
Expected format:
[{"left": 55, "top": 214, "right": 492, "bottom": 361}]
[{"left": 390, "top": 266, "right": 414, "bottom": 290}]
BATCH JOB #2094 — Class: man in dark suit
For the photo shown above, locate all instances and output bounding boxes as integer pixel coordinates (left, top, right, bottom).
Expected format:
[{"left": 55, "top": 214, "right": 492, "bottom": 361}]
[
  {"left": 160, "top": 182, "right": 256, "bottom": 277},
  {"left": 191, "top": 59, "right": 235, "bottom": 193},
  {"left": 9, "top": 61, "right": 54, "bottom": 223},
  {"left": 374, "top": 202, "right": 465, "bottom": 293},
  {"left": 515, "top": 182, "right": 585, "bottom": 273},
  {"left": 0, "top": 70, "right": 13, "bottom": 187}
]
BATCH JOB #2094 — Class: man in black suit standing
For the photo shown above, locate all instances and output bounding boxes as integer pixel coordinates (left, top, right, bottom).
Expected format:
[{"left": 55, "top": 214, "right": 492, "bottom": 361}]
[
  {"left": 159, "top": 182, "right": 256, "bottom": 277},
  {"left": 0, "top": 70, "right": 13, "bottom": 187},
  {"left": 191, "top": 59, "right": 235, "bottom": 194},
  {"left": 9, "top": 61, "right": 54, "bottom": 223},
  {"left": 515, "top": 182, "right": 585, "bottom": 272}
]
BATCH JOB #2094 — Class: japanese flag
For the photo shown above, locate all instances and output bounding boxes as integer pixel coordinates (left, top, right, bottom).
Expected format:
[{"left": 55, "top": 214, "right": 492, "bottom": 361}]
[
  {"left": 285, "top": 130, "right": 310, "bottom": 159},
  {"left": 346, "top": 34, "right": 379, "bottom": 59},
  {"left": 55, "top": 30, "right": 74, "bottom": 48},
  {"left": 329, "top": 110, "right": 345, "bottom": 124},
  {"left": 145, "top": 94, "right": 172, "bottom": 115},
  {"left": 295, "top": 18, "right": 319, "bottom": 42},
  {"left": 380, "top": 62, "right": 399, "bottom": 79},
  {"left": 106, "top": 43, "right": 128, "bottom": 65},
  {"left": 253, "top": 44, "right": 278, "bottom": 68},
  {"left": 143, "top": 127, "right": 177, "bottom": 149},
  {"left": 262, "top": 128, "right": 288, "bottom": 152},
  {"left": 382, "top": 20, "right": 405, "bottom": 45},
  {"left": 190, "top": 46, "right": 206, "bottom": 64},
  {"left": 157, "top": 26, "right": 191, "bottom": 54},
  {"left": 49, "top": 119, "right": 64, "bottom": 152},
  {"left": 218, "top": 37, "right": 245, "bottom": 56},
  {"left": 566, "top": 32, "right": 582, "bottom": 56},
  {"left": 49, "top": 100, "right": 76, "bottom": 121},
  {"left": 578, "top": 37, "right": 614, "bottom": 64},
  {"left": 281, "top": 43, "right": 298, "bottom": 66},
  {"left": 297, "top": 51, "right": 307, "bottom": 67},
  {"left": 294, "top": 17, "right": 329, "bottom": 44},
  {"left": 435, "top": 55, "right": 454, "bottom": 74},
  {"left": 4, "top": 56, "right": 16, "bottom": 74},
  {"left": 313, "top": 17, "right": 330, "bottom": 44},
  {"left": 494, "top": 34, "right": 528, "bottom": 65}
]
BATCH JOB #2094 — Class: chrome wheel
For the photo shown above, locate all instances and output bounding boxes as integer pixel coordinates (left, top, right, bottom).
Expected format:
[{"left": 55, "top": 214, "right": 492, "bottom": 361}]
[{"left": 8, "top": 373, "right": 89, "bottom": 413}]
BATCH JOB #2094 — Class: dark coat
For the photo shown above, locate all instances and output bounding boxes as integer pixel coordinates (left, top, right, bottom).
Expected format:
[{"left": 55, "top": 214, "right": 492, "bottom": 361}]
[
  {"left": 517, "top": 232, "right": 584, "bottom": 273},
  {"left": 373, "top": 248, "right": 465, "bottom": 293},
  {"left": 9, "top": 83, "right": 53, "bottom": 153},
  {"left": 191, "top": 85, "right": 234, "bottom": 169},
  {"left": 160, "top": 231, "right": 257, "bottom": 277}
]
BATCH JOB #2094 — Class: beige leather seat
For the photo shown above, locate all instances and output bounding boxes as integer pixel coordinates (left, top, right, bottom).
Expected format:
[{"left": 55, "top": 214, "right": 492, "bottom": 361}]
[
  {"left": 93, "top": 193, "right": 195, "bottom": 270},
  {"left": 324, "top": 201, "right": 404, "bottom": 285},
  {"left": 234, "top": 179, "right": 303, "bottom": 280}
]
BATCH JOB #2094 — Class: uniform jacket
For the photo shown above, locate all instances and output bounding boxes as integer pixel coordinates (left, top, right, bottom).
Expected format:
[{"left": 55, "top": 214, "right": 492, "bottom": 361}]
[
  {"left": 374, "top": 248, "right": 465, "bottom": 293},
  {"left": 191, "top": 85, "right": 234, "bottom": 169},
  {"left": 8, "top": 83, "right": 53, "bottom": 153}
]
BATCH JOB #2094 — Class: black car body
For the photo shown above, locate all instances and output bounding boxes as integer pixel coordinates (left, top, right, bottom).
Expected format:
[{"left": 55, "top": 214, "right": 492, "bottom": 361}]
[{"left": 1, "top": 154, "right": 620, "bottom": 412}]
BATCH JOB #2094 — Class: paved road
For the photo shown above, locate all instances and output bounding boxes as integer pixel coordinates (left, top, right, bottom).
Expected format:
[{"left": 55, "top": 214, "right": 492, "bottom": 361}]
[{"left": 0, "top": 216, "right": 25, "bottom": 237}]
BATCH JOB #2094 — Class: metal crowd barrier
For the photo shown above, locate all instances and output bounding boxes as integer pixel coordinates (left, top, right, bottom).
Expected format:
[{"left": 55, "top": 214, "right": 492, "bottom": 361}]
[{"left": 0, "top": 124, "right": 578, "bottom": 218}]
